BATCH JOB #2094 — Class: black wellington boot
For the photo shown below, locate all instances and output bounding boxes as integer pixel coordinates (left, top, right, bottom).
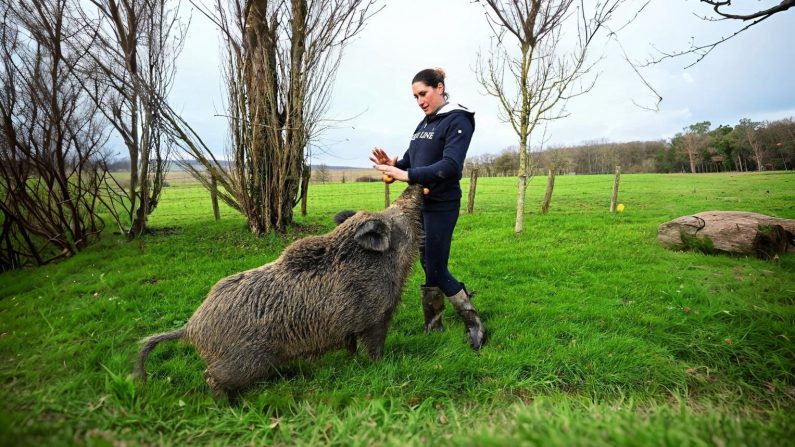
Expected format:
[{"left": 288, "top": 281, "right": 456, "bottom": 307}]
[{"left": 447, "top": 285, "right": 486, "bottom": 351}]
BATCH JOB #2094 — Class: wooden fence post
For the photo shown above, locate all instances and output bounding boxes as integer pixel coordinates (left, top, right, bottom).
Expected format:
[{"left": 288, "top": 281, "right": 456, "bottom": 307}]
[
  {"left": 300, "top": 164, "right": 310, "bottom": 216},
  {"left": 610, "top": 165, "right": 621, "bottom": 212},
  {"left": 210, "top": 174, "right": 220, "bottom": 221},
  {"left": 541, "top": 169, "right": 555, "bottom": 214},
  {"left": 467, "top": 168, "right": 478, "bottom": 214}
]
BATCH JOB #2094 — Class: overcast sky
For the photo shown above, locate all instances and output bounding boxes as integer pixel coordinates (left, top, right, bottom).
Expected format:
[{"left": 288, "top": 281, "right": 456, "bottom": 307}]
[{"left": 170, "top": 0, "right": 795, "bottom": 168}]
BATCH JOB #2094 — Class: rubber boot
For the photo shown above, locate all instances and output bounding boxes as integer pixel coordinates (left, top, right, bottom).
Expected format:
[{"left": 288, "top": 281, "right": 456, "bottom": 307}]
[
  {"left": 447, "top": 284, "right": 486, "bottom": 351},
  {"left": 421, "top": 286, "right": 445, "bottom": 333}
]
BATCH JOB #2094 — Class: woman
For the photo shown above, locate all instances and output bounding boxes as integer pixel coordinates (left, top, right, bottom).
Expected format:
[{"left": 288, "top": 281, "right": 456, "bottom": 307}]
[{"left": 370, "top": 68, "right": 486, "bottom": 351}]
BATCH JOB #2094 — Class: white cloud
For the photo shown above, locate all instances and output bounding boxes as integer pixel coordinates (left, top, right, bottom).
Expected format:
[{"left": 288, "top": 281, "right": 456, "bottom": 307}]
[{"left": 170, "top": 0, "right": 795, "bottom": 167}]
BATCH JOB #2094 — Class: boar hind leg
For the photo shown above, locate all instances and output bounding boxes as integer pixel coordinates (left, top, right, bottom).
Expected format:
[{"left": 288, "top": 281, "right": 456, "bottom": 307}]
[
  {"left": 204, "top": 357, "right": 272, "bottom": 398},
  {"left": 361, "top": 320, "right": 389, "bottom": 360}
]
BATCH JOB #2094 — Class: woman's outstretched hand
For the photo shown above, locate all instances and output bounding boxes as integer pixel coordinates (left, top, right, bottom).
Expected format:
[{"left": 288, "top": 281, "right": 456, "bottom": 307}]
[{"left": 369, "top": 147, "right": 397, "bottom": 167}]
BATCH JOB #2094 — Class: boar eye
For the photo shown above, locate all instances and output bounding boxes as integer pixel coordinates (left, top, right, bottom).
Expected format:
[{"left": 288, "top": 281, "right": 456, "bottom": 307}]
[{"left": 354, "top": 219, "right": 390, "bottom": 252}]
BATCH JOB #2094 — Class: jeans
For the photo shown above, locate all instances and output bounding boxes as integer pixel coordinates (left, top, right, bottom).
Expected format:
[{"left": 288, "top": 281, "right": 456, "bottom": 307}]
[{"left": 420, "top": 208, "right": 463, "bottom": 297}]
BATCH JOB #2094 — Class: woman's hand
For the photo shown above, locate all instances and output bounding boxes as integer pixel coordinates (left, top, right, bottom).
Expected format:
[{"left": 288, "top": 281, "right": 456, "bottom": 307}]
[
  {"left": 369, "top": 147, "right": 397, "bottom": 167},
  {"left": 373, "top": 164, "right": 409, "bottom": 182}
]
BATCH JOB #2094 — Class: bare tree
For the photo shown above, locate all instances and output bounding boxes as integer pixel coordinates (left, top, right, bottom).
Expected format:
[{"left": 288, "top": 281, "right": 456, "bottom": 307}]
[
  {"left": 674, "top": 121, "right": 711, "bottom": 174},
  {"left": 76, "top": 0, "right": 185, "bottom": 239},
  {"left": 0, "top": 0, "right": 109, "bottom": 270},
  {"left": 170, "top": 0, "right": 379, "bottom": 235},
  {"left": 492, "top": 147, "right": 520, "bottom": 177},
  {"left": 479, "top": 152, "right": 497, "bottom": 177},
  {"left": 476, "top": 0, "right": 630, "bottom": 233},
  {"left": 733, "top": 118, "right": 767, "bottom": 171},
  {"left": 314, "top": 163, "right": 330, "bottom": 183},
  {"left": 542, "top": 147, "right": 572, "bottom": 175}
]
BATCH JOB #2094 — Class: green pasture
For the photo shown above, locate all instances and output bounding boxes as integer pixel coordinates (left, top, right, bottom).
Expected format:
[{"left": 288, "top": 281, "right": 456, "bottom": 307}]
[{"left": 1, "top": 172, "right": 793, "bottom": 446}]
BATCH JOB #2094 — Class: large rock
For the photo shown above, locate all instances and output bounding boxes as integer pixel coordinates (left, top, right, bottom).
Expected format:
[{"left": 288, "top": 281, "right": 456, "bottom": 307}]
[{"left": 658, "top": 211, "right": 795, "bottom": 259}]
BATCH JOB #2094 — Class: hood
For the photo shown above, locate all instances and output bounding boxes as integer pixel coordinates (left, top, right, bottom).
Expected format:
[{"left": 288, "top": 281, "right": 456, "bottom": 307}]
[{"left": 425, "top": 100, "right": 475, "bottom": 123}]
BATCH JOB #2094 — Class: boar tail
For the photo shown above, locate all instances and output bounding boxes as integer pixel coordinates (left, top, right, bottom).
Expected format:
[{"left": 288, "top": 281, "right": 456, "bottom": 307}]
[{"left": 133, "top": 327, "right": 186, "bottom": 381}]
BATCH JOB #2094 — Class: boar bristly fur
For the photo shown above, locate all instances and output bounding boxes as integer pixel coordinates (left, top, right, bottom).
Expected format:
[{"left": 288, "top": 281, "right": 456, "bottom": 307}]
[{"left": 134, "top": 185, "right": 424, "bottom": 397}]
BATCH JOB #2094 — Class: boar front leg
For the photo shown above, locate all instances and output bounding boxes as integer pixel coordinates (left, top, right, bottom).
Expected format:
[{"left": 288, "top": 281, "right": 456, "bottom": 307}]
[
  {"left": 361, "top": 320, "right": 390, "bottom": 360},
  {"left": 345, "top": 333, "right": 358, "bottom": 355}
]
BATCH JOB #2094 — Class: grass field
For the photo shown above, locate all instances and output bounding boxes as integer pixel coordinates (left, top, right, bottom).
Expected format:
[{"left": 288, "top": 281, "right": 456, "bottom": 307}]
[{"left": 1, "top": 172, "right": 793, "bottom": 446}]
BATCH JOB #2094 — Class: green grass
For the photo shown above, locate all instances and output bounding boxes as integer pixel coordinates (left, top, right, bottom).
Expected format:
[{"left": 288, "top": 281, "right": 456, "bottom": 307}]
[{"left": 1, "top": 172, "right": 793, "bottom": 446}]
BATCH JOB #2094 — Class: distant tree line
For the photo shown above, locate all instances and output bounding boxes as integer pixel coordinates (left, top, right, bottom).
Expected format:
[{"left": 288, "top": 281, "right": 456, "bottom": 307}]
[{"left": 465, "top": 117, "right": 795, "bottom": 176}]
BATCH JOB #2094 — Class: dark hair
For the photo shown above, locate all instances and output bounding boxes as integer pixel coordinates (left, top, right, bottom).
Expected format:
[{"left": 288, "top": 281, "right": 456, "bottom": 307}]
[{"left": 412, "top": 68, "right": 449, "bottom": 99}]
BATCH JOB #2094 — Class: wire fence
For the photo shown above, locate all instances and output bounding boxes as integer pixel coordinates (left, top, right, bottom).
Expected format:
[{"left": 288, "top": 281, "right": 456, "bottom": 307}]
[{"left": 150, "top": 169, "right": 726, "bottom": 225}]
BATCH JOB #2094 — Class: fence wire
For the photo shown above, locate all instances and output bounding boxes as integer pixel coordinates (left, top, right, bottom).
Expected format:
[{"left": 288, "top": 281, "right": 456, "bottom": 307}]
[{"left": 150, "top": 172, "right": 673, "bottom": 225}]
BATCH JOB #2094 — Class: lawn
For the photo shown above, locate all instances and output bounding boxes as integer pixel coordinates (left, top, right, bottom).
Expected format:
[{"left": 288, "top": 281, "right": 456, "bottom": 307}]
[{"left": 1, "top": 172, "right": 793, "bottom": 446}]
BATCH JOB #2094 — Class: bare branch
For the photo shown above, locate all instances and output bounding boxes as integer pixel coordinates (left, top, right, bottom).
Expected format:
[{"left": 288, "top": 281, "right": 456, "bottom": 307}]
[
  {"left": 701, "top": 0, "right": 795, "bottom": 21},
  {"left": 643, "top": 0, "right": 794, "bottom": 68}
]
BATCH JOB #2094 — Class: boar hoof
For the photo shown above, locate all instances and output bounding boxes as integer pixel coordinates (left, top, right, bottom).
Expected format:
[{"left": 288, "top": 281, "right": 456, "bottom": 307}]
[
  {"left": 204, "top": 369, "right": 225, "bottom": 398},
  {"left": 361, "top": 323, "right": 388, "bottom": 360}
]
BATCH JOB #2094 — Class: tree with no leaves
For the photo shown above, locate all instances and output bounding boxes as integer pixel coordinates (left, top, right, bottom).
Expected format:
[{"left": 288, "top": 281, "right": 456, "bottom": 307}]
[
  {"left": 315, "top": 164, "right": 331, "bottom": 183},
  {"left": 475, "top": 0, "right": 632, "bottom": 233},
  {"left": 76, "top": 0, "right": 185, "bottom": 239},
  {"left": 169, "top": 0, "right": 379, "bottom": 235},
  {"left": 733, "top": 118, "right": 767, "bottom": 171},
  {"left": 0, "top": 0, "right": 110, "bottom": 269},
  {"left": 673, "top": 121, "right": 711, "bottom": 174}
]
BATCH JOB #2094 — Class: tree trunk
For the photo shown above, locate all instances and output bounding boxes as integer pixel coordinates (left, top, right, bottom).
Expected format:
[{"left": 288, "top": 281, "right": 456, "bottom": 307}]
[
  {"left": 685, "top": 141, "right": 694, "bottom": 173},
  {"left": 658, "top": 211, "right": 795, "bottom": 259},
  {"left": 515, "top": 174, "right": 528, "bottom": 233}
]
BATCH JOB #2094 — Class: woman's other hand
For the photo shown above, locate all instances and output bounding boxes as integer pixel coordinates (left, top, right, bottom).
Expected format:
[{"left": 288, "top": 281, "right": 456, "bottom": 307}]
[{"left": 373, "top": 164, "right": 409, "bottom": 182}]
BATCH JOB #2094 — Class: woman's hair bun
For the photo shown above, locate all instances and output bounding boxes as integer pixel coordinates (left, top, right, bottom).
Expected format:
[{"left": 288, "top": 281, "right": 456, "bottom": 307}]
[{"left": 412, "top": 68, "right": 447, "bottom": 93}]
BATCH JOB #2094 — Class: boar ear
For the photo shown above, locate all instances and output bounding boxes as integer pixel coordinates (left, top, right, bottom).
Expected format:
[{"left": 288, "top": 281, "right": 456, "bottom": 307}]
[
  {"left": 354, "top": 219, "right": 390, "bottom": 252},
  {"left": 334, "top": 210, "right": 356, "bottom": 226}
]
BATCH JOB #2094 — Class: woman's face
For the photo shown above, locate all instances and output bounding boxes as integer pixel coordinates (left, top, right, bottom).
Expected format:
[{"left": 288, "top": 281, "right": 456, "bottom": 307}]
[{"left": 412, "top": 81, "right": 446, "bottom": 115}]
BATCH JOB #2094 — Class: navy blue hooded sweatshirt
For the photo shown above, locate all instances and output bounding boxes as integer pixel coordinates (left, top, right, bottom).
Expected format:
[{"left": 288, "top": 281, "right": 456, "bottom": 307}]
[{"left": 395, "top": 102, "right": 475, "bottom": 211}]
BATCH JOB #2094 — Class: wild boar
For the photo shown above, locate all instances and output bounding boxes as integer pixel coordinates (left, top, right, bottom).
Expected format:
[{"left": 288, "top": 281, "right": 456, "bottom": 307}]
[{"left": 134, "top": 185, "right": 424, "bottom": 397}]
